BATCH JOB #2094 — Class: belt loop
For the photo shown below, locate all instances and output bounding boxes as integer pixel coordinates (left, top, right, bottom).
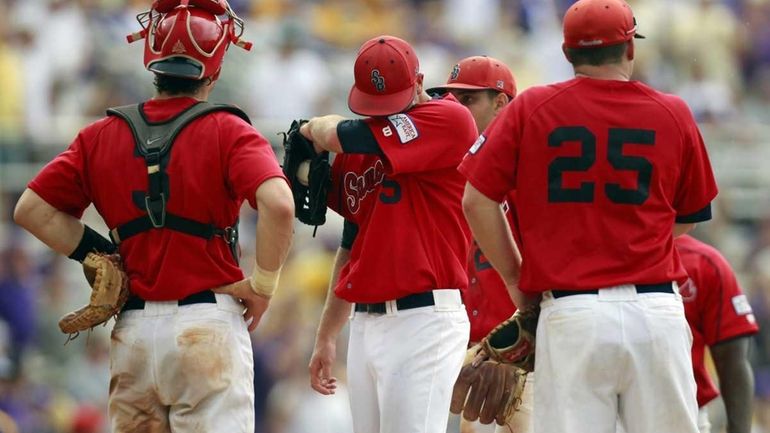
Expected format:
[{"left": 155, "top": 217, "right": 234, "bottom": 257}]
[{"left": 385, "top": 300, "right": 397, "bottom": 316}]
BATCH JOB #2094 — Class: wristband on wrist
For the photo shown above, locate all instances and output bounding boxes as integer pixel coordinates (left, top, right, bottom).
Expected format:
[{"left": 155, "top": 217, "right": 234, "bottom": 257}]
[
  {"left": 249, "top": 263, "right": 281, "bottom": 298},
  {"left": 68, "top": 225, "right": 117, "bottom": 262}
]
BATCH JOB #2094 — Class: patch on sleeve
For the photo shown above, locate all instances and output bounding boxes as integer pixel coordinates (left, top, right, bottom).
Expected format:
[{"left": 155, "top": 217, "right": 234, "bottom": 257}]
[
  {"left": 732, "top": 294, "right": 753, "bottom": 315},
  {"left": 387, "top": 114, "right": 419, "bottom": 143},
  {"left": 469, "top": 135, "right": 486, "bottom": 154}
]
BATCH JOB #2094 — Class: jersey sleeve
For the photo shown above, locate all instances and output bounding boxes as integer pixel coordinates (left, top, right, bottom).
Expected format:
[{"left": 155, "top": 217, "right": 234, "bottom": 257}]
[
  {"left": 699, "top": 252, "right": 759, "bottom": 346},
  {"left": 27, "top": 131, "right": 91, "bottom": 218},
  {"left": 223, "top": 116, "right": 287, "bottom": 209},
  {"left": 458, "top": 102, "right": 520, "bottom": 202},
  {"left": 672, "top": 101, "right": 719, "bottom": 218},
  {"left": 361, "top": 100, "right": 478, "bottom": 175}
]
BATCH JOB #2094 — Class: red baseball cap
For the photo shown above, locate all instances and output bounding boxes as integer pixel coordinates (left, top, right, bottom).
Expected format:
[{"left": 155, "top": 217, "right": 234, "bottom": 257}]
[
  {"left": 348, "top": 35, "right": 420, "bottom": 117},
  {"left": 563, "top": 0, "right": 645, "bottom": 49},
  {"left": 428, "top": 56, "right": 516, "bottom": 99}
]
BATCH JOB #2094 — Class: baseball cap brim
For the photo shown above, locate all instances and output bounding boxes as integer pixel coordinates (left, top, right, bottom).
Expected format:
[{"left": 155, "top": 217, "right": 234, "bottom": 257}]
[
  {"left": 148, "top": 57, "right": 204, "bottom": 79},
  {"left": 348, "top": 84, "right": 416, "bottom": 117},
  {"left": 426, "top": 82, "right": 494, "bottom": 94}
]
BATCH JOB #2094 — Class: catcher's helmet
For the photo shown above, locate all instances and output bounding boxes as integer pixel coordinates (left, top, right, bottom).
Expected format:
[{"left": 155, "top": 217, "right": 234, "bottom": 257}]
[{"left": 127, "top": 0, "right": 252, "bottom": 81}]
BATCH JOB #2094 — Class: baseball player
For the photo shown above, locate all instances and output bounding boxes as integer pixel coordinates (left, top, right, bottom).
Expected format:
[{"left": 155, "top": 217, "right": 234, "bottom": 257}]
[
  {"left": 429, "top": 56, "right": 534, "bottom": 433},
  {"left": 676, "top": 235, "right": 759, "bottom": 433},
  {"left": 13, "top": 1, "right": 294, "bottom": 432},
  {"left": 458, "top": 1, "right": 718, "bottom": 433},
  {"left": 304, "top": 35, "right": 477, "bottom": 433}
]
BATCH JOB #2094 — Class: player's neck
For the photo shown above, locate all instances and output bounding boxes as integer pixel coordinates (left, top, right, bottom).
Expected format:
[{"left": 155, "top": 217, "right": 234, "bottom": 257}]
[
  {"left": 155, "top": 81, "right": 213, "bottom": 101},
  {"left": 573, "top": 64, "right": 632, "bottom": 81}
]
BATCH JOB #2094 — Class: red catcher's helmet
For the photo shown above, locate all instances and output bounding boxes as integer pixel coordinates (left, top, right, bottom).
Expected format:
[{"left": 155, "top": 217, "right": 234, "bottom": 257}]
[{"left": 127, "top": 0, "right": 252, "bottom": 81}]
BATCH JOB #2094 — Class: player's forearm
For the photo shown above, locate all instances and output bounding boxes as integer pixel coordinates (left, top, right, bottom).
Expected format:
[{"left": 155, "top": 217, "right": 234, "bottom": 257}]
[
  {"left": 462, "top": 183, "right": 526, "bottom": 305},
  {"left": 254, "top": 178, "right": 295, "bottom": 271},
  {"left": 302, "top": 115, "right": 346, "bottom": 154},
  {"left": 13, "top": 188, "right": 84, "bottom": 256},
  {"left": 315, "top": 247, "right": 352, "bottom": 343},
  {"left": 711, "top": 337, "right": 755, "bottom": 433}
]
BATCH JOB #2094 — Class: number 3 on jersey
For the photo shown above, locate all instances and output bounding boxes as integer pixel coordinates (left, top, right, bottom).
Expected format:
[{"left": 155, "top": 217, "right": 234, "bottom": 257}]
[{"left": 548, "top": 127, "right": 655, "bottom": 205}]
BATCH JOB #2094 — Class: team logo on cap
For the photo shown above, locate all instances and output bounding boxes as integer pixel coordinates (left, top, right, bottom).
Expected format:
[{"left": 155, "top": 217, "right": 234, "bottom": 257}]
[
  {"left": 450, "top": 64, "right": 460, "bottom": 80},
  {"left": 496, "top": 80, "right": 504, "bottom": 89},
  {"left": 172, "top": 40, "right": 186, "bottom": 54},
  {"left": 371, "top": 69, "right": 385, "bottom": 92}
]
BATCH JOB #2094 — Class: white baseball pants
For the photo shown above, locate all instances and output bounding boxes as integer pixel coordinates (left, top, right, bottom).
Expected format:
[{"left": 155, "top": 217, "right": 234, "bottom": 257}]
[
  {"left": 109, "top": 293, "right": 255, "bottom": 433},
  {"left": 533, "top": 284, "right": 699, "bottom": 433},
  {"left": 347, "top": 289, "right": 470, "bottom": 433}
]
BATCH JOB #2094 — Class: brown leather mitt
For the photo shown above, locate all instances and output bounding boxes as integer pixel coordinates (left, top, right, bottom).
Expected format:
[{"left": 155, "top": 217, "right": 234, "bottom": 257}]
[
  {"left": 480, "top": 305, "right": 539, "bottom": 372},
  {"left": 59, "top": 253, "right": 129, "bottom": 338},
  {"left": 451, "top": 345, "right": 528, "bottom": 426}
]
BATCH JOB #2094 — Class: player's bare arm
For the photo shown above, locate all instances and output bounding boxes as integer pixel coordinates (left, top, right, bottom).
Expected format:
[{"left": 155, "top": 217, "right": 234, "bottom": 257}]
[
  {"left": 674, "top": 222, "right": 696, "bottom": 237},
  {"left": 300, "top": 115, "right": 346, "bottom": 154},
  {"left": 214, "top": 177, "right": 294, "bottom": 331},
  {"left": 14, "top": 189, "right": 90, "bottom": 256},
  {"left": 462, "top": 183, "right": 537, "bottom": 309},
  {"left": 309, "top": 246, "right": 352, "bottom": 395},
  {"left": 711, "top": 336, "right": 755, "bottom": 433}
]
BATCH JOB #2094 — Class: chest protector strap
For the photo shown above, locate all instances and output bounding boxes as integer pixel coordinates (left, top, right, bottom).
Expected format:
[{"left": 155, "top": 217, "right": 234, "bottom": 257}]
[{"left": 106, "top": 101, "right": 250, "bottom": 262}]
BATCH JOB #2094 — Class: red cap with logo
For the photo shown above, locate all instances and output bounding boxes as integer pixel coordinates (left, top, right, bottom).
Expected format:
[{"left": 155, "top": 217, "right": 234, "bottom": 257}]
[
  {"left": 348, "top": 35, "right": 420, "bottom": 117},
  {"left": 563, "top": 0, "right": 645, "bottom": 49},
  {"left": 428, "top": 56, "right": 516, "bottom": 99}
]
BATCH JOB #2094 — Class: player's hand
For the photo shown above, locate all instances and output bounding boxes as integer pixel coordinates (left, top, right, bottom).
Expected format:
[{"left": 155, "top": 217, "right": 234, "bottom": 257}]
[
  {"left": 309, "top": 337, "right": 338, "bottom": 395},
  {"left": 212, "top": 278, "right": 270, "bottom": 332},
  {"left": 299, "top": 120, "right": 324, "bottom": 154}
]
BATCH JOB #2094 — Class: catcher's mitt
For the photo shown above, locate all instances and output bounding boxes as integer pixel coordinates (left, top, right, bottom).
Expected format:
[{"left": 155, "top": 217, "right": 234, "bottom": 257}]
[
  {"left": 281, "top": 119, "right": 331, "bottom": 228},
  {"left": 480, "top": 305, "right": 539, "bottom": 372},
  {"left": 451, "top": 345, "right": 528, "bottom": 426},
  {"left": 59, "top": 253, "right": 129, "bottom": 339}
]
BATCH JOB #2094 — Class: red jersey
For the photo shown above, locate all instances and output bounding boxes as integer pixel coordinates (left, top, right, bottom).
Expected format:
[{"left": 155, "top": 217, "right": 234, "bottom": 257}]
[
  {"left": 675, "top": 235, "right": 759, "bottom": 407},
  {"left": 459, "top": 77, "right": 718, "bottom": 292},
  {"left": 328, "top": 97, "right": 477, "bottom": 303},
  {"left": 466, "top": 193, "right": 518, "bottom": 342},
  {"left": 28, "top": 97, "right": 285, "bottom": 300}
]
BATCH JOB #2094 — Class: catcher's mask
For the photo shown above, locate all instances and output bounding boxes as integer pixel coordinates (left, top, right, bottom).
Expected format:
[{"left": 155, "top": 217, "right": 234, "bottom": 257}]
[{"left": 127, "top": 0, "right": 252, "bottom": 81}]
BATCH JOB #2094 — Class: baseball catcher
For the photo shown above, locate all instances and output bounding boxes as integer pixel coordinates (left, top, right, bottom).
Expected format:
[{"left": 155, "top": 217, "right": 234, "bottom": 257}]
[
  {"left": 281, "top": 119, "right": 331, "bottom": 229},
  {"left": 451, "top": 345, "right": 528, "bottom": 426},
  {"left": 59, "top": 253, "right": 129, "bottom": 340}
]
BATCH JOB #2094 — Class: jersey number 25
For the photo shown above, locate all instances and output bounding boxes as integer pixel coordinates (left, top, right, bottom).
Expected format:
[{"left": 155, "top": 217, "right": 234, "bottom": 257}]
[{"left": 548, "top": 126, "right": 655, "bottom": 205}]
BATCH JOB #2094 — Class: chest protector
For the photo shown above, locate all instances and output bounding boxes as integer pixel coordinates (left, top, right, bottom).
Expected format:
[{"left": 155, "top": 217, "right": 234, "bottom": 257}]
[{"left": 106, "top": 101, "right": 250, "bottom": 263}]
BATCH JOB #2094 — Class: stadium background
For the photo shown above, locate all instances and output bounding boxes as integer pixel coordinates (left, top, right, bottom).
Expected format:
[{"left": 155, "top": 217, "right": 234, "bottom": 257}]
[{"left": 1, "top": 0, "right": 770, "bottom": 432}]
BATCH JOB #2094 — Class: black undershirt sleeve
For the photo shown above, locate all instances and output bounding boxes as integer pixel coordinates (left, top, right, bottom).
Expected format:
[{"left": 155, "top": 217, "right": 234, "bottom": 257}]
[
  {"left": 676, "top": 203, "right": 712, "bottom": 223},
  {"left": 337, "top": 120, "right": 382, "bottom": 154},
  {"left": 340, "top": 219, "right": 359, "bottom": 250}
]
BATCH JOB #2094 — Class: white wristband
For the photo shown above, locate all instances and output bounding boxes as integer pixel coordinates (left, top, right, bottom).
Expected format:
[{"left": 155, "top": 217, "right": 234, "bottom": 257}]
[{"left": 249, "top": 263, "right": 281, "bottom": 298}]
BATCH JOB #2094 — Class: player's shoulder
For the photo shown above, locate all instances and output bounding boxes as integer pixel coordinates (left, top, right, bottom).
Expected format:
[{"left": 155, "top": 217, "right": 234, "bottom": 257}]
[
  {"left": 510, "top": 79, "right": 580, "bottom": 113},
  {"left": 631, "top": 81, "right": 696, "bottom": 120},
  {"left": 675, "top": 235, "right": 731, "bottom": 272},
  {"left": 409, "top": 94, "right": 476, "bottom": 133},
  {"left": 77, "top": 114, "right": 126, "bottom": 142},
  {"left": 419, "top": 94, "right": 474, "bottom": 119}
]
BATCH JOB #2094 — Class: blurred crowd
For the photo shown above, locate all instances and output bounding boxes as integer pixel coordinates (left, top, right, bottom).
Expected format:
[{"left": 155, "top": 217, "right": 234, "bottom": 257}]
[{"left": 1, "top": 0, "right": 770, "bottom": 432}]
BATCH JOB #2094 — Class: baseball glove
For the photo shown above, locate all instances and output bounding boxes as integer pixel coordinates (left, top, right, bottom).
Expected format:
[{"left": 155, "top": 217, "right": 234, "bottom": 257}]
[
  {"left": 281, "top": 119, "right": 331, "bottom": 228},
  {"left": 451, "top": 345, "right": 528, "bottom": 425},
  {"left": 480, "top": 305, "right": 539, "bottom": 372},
  {"left": 59, "top": 253, "right": 129, "bottom": 340}
]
